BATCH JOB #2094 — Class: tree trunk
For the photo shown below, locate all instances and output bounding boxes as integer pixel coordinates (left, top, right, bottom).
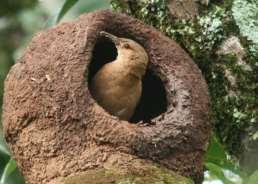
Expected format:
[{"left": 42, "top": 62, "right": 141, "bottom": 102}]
[{"left": 60, "top": 153, "right": 193, "bottom": 184}]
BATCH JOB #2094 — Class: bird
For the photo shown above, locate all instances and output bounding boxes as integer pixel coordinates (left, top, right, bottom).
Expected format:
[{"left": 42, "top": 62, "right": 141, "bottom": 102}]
[{"left": 90, "top": 31, "right": 149, "bottom": 121}]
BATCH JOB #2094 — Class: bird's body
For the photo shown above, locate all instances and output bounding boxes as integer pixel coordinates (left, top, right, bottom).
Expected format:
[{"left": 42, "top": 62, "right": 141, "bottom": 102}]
[{"left": 90, "top": 32, "right": 148, "bottom": 121}]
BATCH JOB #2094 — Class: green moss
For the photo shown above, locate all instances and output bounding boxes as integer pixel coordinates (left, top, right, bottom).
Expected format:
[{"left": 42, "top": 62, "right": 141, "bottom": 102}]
[
  {"left": 111, "top": 0, "right": 171, "bottom": 34},
  {"left": 62, "top": 166, "right": 194, "bottom": 184},
  {"left": 111, "top": 0, "right": 258, "bottom": 163}
]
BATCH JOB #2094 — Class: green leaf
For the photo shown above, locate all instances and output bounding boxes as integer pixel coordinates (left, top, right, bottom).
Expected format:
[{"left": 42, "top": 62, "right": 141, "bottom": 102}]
[
  {"left": 247, "top": 170, "right": 258, "bottom": 184},
  {"left": 0, "top": 155, "right": 10, "bottom": 178},
  {"left": 0, "top": 159, "right": 17, "bottom": 183},
  {"left": 205, "top": 162, "right": 235, "bottom": 184},
  {"left": 0, "top": 159, "right": 25, "bottom": 184},
  {"left": 56, "top": 0, "right": 79, "bottom": 23},
  {"left": 75, "top": 1, "right": 110, "bottom": 14},
  {"left": 205, "top": 134, "right": 245, "bottom": 178},
  {"left": 205, "top": 135, "right": 227, "bottom": 164},
  {"left": 0, "top": 133, "right": 10, "bottom": 156},
  {"left": 205, "top": 135, "right": 235, "bottom": 170},
  {"left": 0, "top": 132, "right": 10, "bottom": 176},
  {"left": 252, "top": 131, "right": 258, "bottom": 141}
]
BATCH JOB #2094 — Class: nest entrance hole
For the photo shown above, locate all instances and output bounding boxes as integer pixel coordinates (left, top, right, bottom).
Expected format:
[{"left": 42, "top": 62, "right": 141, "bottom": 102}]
[{"left": 88, "top": 36, "right": 167, "bottom": 123}]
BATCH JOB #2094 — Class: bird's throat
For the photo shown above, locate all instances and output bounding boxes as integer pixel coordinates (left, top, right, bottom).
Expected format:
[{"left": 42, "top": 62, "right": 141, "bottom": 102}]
[{"left": 115, "top": 58, "right": 146, "bottom": 79}]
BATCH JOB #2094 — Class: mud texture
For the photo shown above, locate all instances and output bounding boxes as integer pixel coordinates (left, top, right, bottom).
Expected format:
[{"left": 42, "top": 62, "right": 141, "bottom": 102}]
[{"left": 2, "top": 10, "right": 211, "bottom": 184}]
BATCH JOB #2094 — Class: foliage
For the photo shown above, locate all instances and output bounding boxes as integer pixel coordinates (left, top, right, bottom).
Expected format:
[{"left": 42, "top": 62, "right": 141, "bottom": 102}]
[
  {"left": 204, "top": 134, "right": 258, "bottom": 184},
  {"left": 205, "top": 135, "right": 243, "bottom": 183},
  {"left": 56, "top": 0, "right": 110, "bottom": 23},
  {"left": 0, "top": 0, "right": 37, "bottom": 16},
  {"left": 246, "top": 170, "right": 258, "bottom": 184},
  {"left": 56, "top": 0, "right": 79, "bottom": 23},
  {"left": 0, "top": 133, "right": 25, "bottom": 184}
]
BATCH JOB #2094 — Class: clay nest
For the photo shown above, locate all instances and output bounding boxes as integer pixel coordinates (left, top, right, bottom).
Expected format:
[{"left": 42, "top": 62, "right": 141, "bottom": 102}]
[{"left": 2, "top": 10, "right": 211, "bottom": 184}]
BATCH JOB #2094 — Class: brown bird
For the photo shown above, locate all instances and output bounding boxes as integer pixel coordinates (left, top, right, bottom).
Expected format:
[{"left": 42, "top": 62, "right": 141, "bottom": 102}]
[{"left": 90, "top": 31, "right": 149, "bottom": 121}]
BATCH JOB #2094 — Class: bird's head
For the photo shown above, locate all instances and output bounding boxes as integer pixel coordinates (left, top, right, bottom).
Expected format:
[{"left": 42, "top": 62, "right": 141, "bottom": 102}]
[{"left": 100, "top": 31, "right": 149, "bottom": 77}]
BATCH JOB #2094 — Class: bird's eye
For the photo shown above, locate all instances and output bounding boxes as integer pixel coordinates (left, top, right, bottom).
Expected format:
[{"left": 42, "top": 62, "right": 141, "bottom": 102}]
[{"left": 123, "top": 43, "right": 131, "bottom": 49}]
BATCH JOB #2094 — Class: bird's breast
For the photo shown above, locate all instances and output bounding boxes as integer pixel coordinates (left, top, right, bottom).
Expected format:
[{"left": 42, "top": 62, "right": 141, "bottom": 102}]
[{"left": 90, "top": 62, "right": 142, "bottom": 120}]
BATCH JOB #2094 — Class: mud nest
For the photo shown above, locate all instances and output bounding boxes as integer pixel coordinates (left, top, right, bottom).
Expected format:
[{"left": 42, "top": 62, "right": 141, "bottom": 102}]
[{"left": 2, "top": 10, "right": 211, "bottom": 184}]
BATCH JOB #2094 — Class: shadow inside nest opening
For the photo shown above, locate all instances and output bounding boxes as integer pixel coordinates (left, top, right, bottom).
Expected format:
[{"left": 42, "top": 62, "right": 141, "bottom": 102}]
[{"left": 88, "top": 36, "right": 168, "bottom": 124}]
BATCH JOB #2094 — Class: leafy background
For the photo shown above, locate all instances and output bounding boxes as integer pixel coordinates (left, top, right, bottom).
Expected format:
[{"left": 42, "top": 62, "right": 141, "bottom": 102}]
[{"left": 0, "top": 0, "right": 257, "bottom": 184}]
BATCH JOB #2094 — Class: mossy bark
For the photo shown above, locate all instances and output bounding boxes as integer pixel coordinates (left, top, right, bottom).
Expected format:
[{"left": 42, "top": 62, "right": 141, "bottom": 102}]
[
  {"left": 110, "top": 0, "right": 258, "bottom": 172},
  {"left": 62, "top": 169, "right": 192, "bottom": 184},
  {"left": 61, "top": 153, "right": 193, "bottom": 184}
]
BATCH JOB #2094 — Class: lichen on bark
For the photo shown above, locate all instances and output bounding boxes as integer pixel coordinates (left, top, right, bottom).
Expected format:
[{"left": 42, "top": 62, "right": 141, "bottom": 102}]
[
  {"left": 232, "top": 0, "right": 258, "bottom": 56},
  {"left": 110, "top": 0, "right": 258, "bottom": 171}
]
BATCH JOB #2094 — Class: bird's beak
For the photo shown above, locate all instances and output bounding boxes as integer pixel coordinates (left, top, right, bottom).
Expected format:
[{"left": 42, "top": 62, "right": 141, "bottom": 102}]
[{"left": 99, "top": 31, "right": 120, "bottom": 46}]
